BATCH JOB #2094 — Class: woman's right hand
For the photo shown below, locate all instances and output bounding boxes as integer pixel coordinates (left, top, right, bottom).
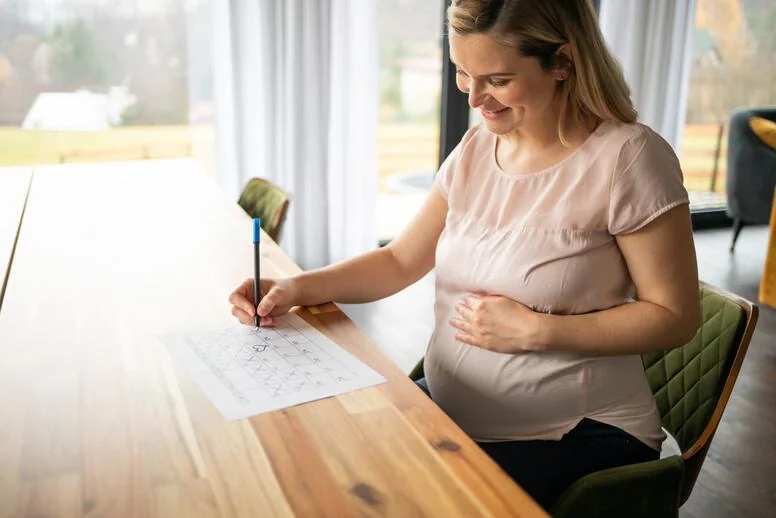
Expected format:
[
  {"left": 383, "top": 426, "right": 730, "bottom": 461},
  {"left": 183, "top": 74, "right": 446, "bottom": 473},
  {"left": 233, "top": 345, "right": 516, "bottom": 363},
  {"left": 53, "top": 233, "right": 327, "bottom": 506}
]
[{"left": 228, "top": 277, "right": 301, "bottom": 327}]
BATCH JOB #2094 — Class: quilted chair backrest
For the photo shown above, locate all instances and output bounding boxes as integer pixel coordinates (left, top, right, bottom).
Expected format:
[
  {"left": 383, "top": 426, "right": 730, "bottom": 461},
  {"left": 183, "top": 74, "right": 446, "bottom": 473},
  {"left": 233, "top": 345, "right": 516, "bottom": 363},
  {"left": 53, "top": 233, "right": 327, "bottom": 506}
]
[
  {"left": 642, "top": 285, "right": 745, "bottom": 451},
  {"left": 641, "top": 283, "right": 757, "bottom": 504},
  {"left": 237, "top": 178, "right": 291, "bottom": 243}
]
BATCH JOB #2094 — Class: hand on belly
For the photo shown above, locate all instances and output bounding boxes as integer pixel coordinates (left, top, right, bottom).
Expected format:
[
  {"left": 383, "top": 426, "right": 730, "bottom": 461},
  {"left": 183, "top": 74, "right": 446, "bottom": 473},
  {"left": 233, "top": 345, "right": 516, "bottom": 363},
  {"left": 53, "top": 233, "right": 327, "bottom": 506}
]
[{"left": 449, "top": 293, "right": 545, "bottom": 353}]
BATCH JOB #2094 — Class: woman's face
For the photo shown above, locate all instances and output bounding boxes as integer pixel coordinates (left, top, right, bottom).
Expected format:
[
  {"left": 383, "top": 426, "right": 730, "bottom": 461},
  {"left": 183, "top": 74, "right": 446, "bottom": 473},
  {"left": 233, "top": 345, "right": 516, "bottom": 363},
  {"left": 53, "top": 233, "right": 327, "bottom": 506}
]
[{"left": 449, "top": 31, "right": 564, "bottom": 136}]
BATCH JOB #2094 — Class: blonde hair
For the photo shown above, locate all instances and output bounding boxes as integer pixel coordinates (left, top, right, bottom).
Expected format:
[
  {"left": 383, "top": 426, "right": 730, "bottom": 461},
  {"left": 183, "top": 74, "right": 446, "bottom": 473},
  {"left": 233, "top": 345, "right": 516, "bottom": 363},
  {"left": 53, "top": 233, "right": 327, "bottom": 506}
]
[{"left": 448, "top": 0, "right": 636, "bottom": 144}]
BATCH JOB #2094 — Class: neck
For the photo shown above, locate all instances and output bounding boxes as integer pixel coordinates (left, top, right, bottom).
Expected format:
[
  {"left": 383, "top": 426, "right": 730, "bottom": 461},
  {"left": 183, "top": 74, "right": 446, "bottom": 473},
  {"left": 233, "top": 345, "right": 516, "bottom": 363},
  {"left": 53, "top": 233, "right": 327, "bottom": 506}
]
[
  {"left": 500, "top": 102, "right": 594, "bottom": 151},
  {"left": 501, "top": 121, "right": 562, "bottom": 151}
]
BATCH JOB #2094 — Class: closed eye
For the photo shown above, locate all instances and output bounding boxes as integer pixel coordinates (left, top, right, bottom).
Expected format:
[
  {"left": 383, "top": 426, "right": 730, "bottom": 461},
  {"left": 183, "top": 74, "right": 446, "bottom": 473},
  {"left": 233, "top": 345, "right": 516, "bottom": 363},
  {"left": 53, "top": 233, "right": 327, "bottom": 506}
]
[{"left": 454, "top": 66, "right": 510, "bottom": 87}]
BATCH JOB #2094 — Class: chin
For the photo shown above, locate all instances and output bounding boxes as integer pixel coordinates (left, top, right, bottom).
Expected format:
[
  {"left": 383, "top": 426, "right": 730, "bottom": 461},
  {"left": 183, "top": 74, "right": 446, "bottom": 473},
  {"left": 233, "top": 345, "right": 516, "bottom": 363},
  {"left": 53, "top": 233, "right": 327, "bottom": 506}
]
[{"left": 483, "top": 118, "right": 518, "bottom": 135}]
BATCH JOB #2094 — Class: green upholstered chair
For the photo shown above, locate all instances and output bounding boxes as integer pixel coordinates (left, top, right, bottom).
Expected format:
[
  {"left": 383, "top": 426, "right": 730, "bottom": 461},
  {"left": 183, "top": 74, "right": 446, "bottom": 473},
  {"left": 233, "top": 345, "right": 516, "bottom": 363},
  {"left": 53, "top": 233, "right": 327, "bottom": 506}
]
[
  {"left": 408, "top": 282, "right": 758, "bottom": 518},
  {"left": 237, "top": 178, "right": 290, "bottom": 243}
]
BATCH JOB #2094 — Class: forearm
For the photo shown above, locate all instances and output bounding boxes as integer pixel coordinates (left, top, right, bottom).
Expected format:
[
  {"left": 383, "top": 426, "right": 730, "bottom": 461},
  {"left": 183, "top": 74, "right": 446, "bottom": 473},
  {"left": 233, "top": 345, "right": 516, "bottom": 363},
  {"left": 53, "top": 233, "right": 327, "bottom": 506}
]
[
  {"left": 295, "top": 247, "right": 426, "bottom": 306},
  {"left": 538, "top": 300, "right": 699, "bottom": 356}
]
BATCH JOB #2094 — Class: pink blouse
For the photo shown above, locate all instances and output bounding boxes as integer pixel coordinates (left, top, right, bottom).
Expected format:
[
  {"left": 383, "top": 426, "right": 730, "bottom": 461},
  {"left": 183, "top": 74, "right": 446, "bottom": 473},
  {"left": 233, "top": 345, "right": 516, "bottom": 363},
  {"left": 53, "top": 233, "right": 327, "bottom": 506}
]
[{"left": 425, "top": 120, "right": 689, "bottom": 450}]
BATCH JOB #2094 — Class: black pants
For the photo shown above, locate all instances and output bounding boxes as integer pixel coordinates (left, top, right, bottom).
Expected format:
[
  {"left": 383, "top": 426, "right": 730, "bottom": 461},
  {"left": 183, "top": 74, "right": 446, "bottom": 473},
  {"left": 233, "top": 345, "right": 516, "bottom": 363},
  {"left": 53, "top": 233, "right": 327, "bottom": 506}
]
[{"left": 414, "top": 378, "right": 659, "bottom": 511}]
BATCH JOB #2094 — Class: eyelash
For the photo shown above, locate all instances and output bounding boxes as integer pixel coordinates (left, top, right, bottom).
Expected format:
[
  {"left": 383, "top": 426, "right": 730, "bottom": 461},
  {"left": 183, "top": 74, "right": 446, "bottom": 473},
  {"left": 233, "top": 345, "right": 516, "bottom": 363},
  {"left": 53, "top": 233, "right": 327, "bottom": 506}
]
[{"left": 455, "top": 69, "right": 509, "bottom": 87}]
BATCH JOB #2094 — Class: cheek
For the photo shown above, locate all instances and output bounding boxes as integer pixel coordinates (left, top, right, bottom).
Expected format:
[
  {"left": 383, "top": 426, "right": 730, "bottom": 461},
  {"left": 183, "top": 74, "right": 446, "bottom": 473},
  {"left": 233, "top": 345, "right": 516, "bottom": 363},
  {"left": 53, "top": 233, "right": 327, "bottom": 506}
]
[
  {"left": 498, "top": 86, "right": 529, "bottom": 105},
  {"left": 489, "top": 87, "right": 528, "bottom": 111},
  {"left": 499, "top": 77, "right": 557, "bottom": 108}
]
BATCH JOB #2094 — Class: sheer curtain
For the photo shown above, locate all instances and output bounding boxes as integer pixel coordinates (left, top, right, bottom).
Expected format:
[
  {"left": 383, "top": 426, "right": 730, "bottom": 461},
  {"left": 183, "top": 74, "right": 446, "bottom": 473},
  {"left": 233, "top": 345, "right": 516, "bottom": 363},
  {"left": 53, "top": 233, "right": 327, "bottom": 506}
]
[
  {"left": 213, "top": 0, "right": 379, "bottom": 269},
  {"left": 599, "top": 0, "right": 697, "bottom": 151}
]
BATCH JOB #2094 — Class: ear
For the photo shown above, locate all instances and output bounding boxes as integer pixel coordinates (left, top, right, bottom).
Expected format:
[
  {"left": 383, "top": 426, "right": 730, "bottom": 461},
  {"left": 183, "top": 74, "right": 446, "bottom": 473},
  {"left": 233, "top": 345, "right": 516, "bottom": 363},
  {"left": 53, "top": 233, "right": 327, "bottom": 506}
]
[{"left": 553, "top": 44, "right": 574, "bottom": 81}]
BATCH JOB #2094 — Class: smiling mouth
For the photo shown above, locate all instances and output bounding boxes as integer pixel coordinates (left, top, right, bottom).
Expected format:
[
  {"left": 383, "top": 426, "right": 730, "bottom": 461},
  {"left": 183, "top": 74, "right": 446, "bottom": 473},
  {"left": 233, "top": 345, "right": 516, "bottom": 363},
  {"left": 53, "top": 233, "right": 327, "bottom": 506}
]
[
  {"left": 482, "top": 107, "right": 508, "bottom": 115},
  {"left": 480, "top": 106, "right": 510, "bottom": 119}
]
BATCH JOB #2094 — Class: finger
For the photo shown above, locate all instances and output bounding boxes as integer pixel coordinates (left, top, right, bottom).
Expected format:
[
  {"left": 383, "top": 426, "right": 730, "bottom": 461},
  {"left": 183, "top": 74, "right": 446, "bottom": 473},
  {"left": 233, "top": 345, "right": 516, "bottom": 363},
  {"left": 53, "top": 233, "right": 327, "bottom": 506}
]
[
  {"left": 229, "top": 291, "right": 255, "bottom": 316},
  {"left": 232, "top": 278, "right": 256, "bottom": 307},
  {"left": 459, "top": 296, "right": 475, "bottom": 309},
  {"left": 259, "top": 316, "right": 276, "bottom": 327},
  {"left": 257, "top": 291, "right": 279, "bottom": 317},
  {"left": 231, "top": 305, "right": 254, "bottom": 326},
  {"left": 455, "top": 332, "right": 481, "bottom": 348},
  {"left": 465, "top": 295, "right": 487, "bottom": 309},
  {"left": 449, "top": 318, "right": 471, "bottom": 334},
  {"left": 454, "top": 303, "right": 474, "bottom": 320},
  {"left": 237, "top": 278, "right": 254, "bottom": 296},
  {"left": 268, "top": 306, "right": 292, "bottom": 318}
]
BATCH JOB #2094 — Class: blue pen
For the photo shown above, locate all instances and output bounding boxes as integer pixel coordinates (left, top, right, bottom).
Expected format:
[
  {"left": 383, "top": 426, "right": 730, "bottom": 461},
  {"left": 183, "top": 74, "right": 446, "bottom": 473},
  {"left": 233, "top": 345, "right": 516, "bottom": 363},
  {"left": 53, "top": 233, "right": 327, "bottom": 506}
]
[{"left": 253, "top": 218, "right": 262, "bottom": 328}]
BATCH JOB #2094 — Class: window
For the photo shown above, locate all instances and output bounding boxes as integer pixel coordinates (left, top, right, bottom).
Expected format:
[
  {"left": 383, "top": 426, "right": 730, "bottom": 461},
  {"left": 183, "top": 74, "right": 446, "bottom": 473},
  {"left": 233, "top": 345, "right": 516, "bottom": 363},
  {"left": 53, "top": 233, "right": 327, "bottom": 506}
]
[
  {"left": 0, "top": 0, "right": 214, "bottom": 173},
  {"left": 680, "top": 0, "right": 776, "bottom": 211},
  {"left": 376, "top": 0, "right": 444, "bottom": 242}
]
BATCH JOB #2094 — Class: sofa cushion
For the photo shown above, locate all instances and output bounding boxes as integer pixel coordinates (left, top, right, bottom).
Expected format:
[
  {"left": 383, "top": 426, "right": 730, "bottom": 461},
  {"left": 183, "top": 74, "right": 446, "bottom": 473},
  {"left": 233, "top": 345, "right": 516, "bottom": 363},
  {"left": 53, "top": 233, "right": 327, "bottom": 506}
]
[{"left": 750, "top": 116, "right": 776, "bottom": 150}]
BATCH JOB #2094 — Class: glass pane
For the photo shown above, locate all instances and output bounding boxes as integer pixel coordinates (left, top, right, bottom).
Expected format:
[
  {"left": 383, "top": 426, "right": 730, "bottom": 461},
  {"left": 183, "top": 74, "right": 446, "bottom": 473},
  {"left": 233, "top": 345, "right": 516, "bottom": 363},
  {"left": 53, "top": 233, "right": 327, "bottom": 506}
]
[
  {"left": 376, "top": 0, "right": 444, "bottom": 242},
  {"left": 681, "top": 0, "right": 776, "bottom": 212},
  {"left": 0, "top": 0, "right": 215, "bottom": 175}
]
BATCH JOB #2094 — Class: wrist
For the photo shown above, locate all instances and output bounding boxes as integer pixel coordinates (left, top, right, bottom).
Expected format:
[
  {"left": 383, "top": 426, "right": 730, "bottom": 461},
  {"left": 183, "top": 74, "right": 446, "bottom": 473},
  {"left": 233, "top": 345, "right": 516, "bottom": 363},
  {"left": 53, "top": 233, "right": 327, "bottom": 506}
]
[
  {"left": 293, "top": 272, "right": 330, "bottom": 307},
  {"left": 292, "top": 274, "right": 314, "bottom": 306},
  {"left": 532, "top": 312, "right": 555, "bottom": 352}
]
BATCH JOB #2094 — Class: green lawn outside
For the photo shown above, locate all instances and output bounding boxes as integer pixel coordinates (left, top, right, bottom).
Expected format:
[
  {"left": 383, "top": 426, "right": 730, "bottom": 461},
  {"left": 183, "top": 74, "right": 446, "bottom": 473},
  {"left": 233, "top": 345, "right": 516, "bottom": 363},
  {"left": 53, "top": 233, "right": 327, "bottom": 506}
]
[
  {"left": 0, "top": 123, "right": 727, "bottom": 194},
  {"left": 0, "top": 126, "right": 197, "bottom": 166}
]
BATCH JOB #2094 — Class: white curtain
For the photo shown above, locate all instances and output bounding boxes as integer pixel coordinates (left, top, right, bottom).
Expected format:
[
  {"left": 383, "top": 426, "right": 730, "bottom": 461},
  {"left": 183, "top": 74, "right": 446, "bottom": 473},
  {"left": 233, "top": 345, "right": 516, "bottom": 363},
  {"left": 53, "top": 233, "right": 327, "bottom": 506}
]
[
  {"left": 213, "top": 0, "right": 379, "bottom": 269},
  {"left": 599, "top": 0, "right": 697, "bottom": 151}
]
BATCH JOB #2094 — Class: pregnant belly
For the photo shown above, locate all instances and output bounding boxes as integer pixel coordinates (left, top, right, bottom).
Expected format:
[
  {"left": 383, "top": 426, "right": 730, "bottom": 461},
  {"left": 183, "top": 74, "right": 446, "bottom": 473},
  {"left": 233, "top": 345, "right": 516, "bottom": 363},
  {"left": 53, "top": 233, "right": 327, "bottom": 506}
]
[{"left": 424, "top": 335, "right": 591, "bottom": 439}]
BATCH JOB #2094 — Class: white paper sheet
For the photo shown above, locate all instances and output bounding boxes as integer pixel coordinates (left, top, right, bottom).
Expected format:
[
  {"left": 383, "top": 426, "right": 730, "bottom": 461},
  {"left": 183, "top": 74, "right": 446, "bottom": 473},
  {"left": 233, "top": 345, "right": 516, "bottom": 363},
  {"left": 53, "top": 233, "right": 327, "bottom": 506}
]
[{"left": 160, "top": 312, "right": 386, "bottom": 420}]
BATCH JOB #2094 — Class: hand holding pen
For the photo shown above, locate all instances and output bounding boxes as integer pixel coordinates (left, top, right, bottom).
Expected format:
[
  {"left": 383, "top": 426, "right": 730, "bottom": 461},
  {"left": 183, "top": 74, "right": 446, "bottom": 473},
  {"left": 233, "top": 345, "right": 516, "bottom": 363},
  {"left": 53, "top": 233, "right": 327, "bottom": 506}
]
[{"left": 228, "top": 220, "right": 301, "bottom": 327}]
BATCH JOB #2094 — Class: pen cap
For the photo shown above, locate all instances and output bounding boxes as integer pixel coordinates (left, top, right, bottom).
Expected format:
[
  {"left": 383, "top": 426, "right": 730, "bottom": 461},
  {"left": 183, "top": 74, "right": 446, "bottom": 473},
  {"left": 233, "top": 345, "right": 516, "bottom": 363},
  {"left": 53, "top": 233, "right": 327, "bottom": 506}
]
[{"left": 253, "top": 218, "right": 261, "bottom": 244}]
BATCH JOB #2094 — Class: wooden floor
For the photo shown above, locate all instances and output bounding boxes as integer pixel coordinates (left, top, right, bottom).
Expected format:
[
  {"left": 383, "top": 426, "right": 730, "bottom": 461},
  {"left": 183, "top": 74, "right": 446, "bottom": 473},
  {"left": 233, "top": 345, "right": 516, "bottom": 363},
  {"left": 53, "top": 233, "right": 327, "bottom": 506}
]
[{"left": 342, "top": 225, "right": 776, "bottom": 518}]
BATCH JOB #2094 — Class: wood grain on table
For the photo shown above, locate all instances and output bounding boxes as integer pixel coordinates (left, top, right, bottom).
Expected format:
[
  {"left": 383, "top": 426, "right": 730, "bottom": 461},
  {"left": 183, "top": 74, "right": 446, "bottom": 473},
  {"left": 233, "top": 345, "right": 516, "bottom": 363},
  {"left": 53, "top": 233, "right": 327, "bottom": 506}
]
[{"left": 0, "top": 159, "right": 546, "bottom": 518}]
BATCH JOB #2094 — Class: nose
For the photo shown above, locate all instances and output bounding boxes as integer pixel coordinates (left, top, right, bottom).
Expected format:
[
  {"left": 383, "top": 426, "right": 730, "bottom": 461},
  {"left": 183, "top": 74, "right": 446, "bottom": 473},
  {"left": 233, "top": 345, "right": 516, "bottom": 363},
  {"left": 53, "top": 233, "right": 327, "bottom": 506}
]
[{"left": 467, "top": 82, "right": 486, "bottom": 109}]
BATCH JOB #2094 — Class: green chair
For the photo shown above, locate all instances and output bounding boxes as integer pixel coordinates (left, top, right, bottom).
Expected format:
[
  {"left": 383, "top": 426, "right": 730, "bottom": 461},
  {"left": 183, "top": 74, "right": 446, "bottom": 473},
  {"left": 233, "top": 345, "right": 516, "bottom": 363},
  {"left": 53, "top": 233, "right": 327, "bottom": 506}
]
[
  {"left": 237, "top": 177, "right": 291, "bottom": 243},
  {"left": 408, "top": 282, "right": 758, "bottom": 518}
]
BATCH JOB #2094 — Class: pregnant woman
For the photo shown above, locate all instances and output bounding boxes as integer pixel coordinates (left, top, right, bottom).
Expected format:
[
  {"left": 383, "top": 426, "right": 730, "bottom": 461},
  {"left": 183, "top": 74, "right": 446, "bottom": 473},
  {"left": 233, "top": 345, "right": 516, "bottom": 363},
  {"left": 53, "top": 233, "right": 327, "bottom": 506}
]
[{"left": 229, "top": 0, "right": 700, "bottom": 509}]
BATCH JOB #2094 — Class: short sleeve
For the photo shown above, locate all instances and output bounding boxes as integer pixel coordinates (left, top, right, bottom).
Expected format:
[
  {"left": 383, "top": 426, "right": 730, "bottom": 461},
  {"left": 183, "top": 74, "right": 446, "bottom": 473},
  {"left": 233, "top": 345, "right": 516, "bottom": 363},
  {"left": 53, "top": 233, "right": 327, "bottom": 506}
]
[
  {"left": 435, "top": 125, "right": 482, "bottom": 200},
  {"left": 435, "top": 140, "right": 463, "bottom": 200},
  {"left": 608, "top": 126, "right": 690, "bottom": 235}
]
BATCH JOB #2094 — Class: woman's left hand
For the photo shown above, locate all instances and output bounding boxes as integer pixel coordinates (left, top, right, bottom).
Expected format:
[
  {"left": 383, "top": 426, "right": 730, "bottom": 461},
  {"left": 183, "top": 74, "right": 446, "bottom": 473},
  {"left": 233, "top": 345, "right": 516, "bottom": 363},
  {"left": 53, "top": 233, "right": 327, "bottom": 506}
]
[{"left": 450, "top": 294, "right": 544, "bottom": 353}]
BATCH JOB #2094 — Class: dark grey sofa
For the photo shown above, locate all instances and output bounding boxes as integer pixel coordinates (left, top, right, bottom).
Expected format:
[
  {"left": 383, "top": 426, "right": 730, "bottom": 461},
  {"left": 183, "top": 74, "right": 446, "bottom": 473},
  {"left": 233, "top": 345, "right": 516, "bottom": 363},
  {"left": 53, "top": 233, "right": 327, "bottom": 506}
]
[{"left": 726, "top": 106, "right": 776, "bottom": 252}]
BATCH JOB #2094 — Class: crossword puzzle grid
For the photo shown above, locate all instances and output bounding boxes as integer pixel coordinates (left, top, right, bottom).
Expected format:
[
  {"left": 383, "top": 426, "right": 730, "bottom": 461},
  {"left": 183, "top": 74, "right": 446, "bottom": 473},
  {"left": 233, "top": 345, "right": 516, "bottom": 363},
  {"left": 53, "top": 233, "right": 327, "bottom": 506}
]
[{"left": 185, "top": 321, "right": 359, "bottom": 404}]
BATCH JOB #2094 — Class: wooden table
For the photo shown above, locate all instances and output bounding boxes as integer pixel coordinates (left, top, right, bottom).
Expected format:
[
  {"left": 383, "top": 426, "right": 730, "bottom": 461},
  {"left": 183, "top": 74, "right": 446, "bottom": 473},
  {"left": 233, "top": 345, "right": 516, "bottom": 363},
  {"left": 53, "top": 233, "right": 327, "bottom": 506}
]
[
  {"left": 0, "top": 167, "right": 32, "bottom": 308},
  {"left": 0, "top": 160, "right": 546, "bottom": 518}
]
